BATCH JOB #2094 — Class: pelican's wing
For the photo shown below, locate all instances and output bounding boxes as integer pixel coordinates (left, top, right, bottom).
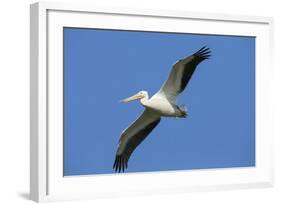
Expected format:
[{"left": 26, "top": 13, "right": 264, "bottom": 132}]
[
  {"left": 158, "top": 47, "right": 211, "bottom": 101},
  {"left": 113, "top": 109, "right": 161, "bottom": 172}
]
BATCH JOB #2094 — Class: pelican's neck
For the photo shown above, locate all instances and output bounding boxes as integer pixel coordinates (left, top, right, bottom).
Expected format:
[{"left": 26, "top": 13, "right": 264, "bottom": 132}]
[{"left": 140, "top": 92, "right": 149, "bottom": 106}]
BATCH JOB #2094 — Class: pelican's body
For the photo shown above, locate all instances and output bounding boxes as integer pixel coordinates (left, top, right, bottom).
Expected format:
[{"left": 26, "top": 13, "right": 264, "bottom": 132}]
[
  {"left": 141, "top": 93, "right": 187, "bottom": 117},
  {"left": 113, "top": 47, "right": 211, "bottom": 172}
]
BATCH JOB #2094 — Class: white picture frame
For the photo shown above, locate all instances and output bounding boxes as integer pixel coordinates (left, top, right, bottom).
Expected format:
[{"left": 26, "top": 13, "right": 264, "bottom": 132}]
[{"left": 30, "top": 2, "right": 274, "bottom": 202}]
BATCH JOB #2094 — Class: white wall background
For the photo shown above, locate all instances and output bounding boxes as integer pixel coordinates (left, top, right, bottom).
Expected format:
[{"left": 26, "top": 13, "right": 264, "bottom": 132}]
[{"left": 0, "top": 0, "right": 280, "bottom": 204}]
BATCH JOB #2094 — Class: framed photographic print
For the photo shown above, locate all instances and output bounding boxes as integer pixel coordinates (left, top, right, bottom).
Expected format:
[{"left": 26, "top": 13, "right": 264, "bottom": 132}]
[{"left": 30, "top": 2, "right": 274, "bottom": 202}]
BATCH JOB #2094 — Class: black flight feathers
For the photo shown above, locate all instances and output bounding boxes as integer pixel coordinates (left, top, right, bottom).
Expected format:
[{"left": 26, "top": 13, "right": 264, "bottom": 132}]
[
  {"left": 113, "top": 154, "right": 128, "bottom": 173},
  {"left": 113, "top": 118, "right": 161, "bottom": 173},
  {"left": 193, "top": 46, "right": 211, "bottom": 61},
  {"left": 178, "top": 46, "right": 211, "bottom": 93}
]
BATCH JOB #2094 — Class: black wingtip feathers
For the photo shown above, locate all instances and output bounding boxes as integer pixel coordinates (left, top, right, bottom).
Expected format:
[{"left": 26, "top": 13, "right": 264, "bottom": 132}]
[
  {"left": 113, "top": 155, "right": 128, "bottom": 173},
  {"left": 194, "top": 46, "right": 211, "bottom": 60}
]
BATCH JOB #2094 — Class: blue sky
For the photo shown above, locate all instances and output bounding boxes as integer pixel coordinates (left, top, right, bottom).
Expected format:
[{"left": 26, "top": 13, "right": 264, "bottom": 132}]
[{"left": 63, "top": 28, "right": 255, "bottom": 176}]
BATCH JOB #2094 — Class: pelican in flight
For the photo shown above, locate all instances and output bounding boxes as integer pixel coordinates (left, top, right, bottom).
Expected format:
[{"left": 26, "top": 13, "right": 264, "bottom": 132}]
[{"left": 113, "top": 47, "right": 211, "bottom": 172}]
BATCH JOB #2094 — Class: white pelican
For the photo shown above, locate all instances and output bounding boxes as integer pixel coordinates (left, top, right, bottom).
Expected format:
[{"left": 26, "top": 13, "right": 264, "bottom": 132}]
[{"left": 113, "top": 47, "right": 211, "bottom": 172}]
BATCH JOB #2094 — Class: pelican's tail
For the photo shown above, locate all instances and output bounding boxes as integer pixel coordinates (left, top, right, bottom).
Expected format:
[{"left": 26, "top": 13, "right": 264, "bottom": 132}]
[{"left": 176, "top": 105, "right": 188, "bottom": 118}]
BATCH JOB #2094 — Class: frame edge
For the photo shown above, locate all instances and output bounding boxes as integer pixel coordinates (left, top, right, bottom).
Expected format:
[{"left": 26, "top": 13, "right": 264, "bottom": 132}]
[
  {"left": 39, "top": 1, "right": 272, "bottom": 24},
  {"left": 30, "top": 2, "right": 48, "bottom": 202},
  {"left": 30, "top": 2, "right": 39, "bottom": 202}
]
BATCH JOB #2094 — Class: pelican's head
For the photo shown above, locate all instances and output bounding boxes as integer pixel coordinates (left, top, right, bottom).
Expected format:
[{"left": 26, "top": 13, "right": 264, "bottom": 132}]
[{"left": 120, "top": 90, "right": 148, "bottom": 103}]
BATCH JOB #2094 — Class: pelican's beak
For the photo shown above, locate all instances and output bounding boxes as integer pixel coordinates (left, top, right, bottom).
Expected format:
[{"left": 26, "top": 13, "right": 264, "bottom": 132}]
[{"left": 120, "top": 94, "right": 144, "bottom": 102}]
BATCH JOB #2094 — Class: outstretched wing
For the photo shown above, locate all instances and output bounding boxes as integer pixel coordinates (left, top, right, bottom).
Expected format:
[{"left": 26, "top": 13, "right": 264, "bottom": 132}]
[
  {"left": 158, "top": 46, "right": 211, "bottom": 101},
  {"left": 113, "top": 109, "right": 161, "bottom": 172}
]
